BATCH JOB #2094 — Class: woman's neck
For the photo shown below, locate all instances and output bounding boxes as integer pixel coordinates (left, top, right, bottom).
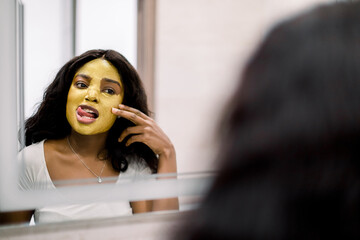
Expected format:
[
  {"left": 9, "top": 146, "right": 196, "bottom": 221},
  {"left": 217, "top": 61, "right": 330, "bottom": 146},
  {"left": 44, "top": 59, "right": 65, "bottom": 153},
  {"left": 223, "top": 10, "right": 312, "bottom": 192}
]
[{"left": 67, "top": 131, "right": 108, "bottom": 159}]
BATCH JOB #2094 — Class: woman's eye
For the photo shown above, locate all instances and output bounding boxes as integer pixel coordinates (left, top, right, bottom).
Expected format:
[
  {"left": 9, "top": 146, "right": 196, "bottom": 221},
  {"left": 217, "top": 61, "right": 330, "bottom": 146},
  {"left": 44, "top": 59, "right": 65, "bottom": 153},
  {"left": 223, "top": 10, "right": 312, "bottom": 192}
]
[
  {"left": 75, "top": 82, "right": 87, "bottom": 88},
  {"left": 103, "top": 88, "right": 115, "bottom": 95}
]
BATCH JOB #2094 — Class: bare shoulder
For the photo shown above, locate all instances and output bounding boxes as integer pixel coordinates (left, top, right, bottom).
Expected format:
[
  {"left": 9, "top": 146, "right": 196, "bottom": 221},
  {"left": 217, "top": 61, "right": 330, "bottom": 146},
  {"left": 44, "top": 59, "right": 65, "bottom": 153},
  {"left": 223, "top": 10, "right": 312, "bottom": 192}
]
[
  {"left": 44, "top": 138, "right": 69, "bottom": 164},
  {"left": 43, "top": 138, "right": 73, "bottom": 180},
  {"left": 44, "top": 138, "right": 66, "bottom": 151}
]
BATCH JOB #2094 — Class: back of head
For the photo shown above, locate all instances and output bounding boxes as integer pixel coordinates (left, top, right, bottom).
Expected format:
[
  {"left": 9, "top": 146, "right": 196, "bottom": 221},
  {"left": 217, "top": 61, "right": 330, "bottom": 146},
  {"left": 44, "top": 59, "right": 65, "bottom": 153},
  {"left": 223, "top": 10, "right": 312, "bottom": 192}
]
[{"left": 178, "top": 2, "right": 360, "bottom": 239}]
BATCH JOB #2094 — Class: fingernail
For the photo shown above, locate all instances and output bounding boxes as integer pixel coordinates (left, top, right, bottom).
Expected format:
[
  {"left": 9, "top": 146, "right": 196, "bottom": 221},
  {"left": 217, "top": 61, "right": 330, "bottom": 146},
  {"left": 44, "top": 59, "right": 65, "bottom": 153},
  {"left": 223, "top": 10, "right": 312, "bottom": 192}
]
[{"left": 112, "top": 107, "right": 118, "bottom": 113}]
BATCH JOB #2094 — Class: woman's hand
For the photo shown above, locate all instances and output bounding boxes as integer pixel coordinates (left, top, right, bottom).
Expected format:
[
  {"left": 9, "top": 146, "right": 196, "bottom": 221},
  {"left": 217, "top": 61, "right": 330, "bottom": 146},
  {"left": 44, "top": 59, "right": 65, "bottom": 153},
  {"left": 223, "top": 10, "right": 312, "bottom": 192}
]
[
  {"left": 112, "top": 104, "right": 179, "bottom": 212},
  {"left": 111, "top": 104, "right": 177, "bottom": 173}
]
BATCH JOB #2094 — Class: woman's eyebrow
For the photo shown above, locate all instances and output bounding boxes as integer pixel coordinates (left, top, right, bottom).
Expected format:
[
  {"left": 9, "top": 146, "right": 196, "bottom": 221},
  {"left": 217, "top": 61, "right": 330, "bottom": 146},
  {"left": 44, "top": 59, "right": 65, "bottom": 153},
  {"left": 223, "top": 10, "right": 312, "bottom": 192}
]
[
  {"left": 103, "top": 78, "right": 121, "bottom": 87},
  {"left": 75, "top": 73, "right": 91, "bottom": 80}
]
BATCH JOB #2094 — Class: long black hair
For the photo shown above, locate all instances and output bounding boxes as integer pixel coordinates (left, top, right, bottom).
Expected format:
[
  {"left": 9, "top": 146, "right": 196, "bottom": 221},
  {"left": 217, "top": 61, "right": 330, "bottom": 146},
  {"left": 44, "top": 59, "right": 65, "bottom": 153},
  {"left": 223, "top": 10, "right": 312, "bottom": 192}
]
[
  {"left": 24, "top": 49, "right": 158, "bottom": 173},
  {"left": 178, "top": 2, "right": 360, "bottom": 239}
]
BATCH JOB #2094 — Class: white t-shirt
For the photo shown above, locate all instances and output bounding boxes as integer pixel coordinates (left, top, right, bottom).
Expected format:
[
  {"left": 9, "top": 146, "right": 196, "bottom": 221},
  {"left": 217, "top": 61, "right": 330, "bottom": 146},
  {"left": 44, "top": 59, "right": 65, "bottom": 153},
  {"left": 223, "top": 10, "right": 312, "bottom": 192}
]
[{"left": 18, "top": 140, "right": 152, "bottom": 223}]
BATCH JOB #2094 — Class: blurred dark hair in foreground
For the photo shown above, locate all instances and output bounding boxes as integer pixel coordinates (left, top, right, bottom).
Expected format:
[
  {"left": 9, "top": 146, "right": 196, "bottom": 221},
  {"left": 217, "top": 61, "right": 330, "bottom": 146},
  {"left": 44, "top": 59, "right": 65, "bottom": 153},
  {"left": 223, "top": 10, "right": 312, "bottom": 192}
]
[{"left": 175, "top": 2, "right": 360, "bottom": 239}]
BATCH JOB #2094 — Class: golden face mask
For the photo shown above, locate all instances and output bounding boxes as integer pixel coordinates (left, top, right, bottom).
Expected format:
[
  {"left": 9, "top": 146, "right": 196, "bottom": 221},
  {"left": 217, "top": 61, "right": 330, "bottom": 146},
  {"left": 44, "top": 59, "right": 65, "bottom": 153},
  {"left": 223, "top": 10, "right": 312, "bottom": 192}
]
[{"left": 66, "top": 58, "right": 123, "bottom": 135}]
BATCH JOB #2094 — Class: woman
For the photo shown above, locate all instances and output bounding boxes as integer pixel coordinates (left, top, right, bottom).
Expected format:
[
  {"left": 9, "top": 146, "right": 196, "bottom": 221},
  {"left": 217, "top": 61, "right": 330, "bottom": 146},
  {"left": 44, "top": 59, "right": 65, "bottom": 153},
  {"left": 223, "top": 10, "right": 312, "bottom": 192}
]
[
  {"left": 177, "top": 1, "right": 360, "bottom": 239},
  {"left": 3, "top": 49, "right": 177, "bottom": 224}
]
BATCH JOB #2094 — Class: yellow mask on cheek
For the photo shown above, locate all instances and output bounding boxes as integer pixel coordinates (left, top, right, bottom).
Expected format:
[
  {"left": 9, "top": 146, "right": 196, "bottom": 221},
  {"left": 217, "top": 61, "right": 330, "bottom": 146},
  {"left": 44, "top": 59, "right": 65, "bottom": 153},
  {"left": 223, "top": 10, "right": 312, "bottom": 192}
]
[{"left": 66, "top": 59, "right": 124, "bottom": 135}]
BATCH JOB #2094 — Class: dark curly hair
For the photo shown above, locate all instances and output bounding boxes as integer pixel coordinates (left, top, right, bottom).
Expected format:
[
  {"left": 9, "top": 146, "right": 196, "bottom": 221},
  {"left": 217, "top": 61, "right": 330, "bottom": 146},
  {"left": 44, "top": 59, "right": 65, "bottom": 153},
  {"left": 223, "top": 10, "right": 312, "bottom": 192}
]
[
  {"left": 23, "top": 49, "right": 158, "bottom": 173},
  {"left": 177, "top": 2, "right": 360, "bottom": 239}
]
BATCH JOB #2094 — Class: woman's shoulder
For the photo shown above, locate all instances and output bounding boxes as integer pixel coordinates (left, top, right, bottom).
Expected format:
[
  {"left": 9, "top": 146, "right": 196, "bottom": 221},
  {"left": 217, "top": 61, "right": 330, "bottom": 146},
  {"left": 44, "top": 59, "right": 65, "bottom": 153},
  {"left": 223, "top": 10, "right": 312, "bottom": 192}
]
[
  {"left": 19, "top": 140, "right": 46, "bottom": 168},
  {"left": 20, "top": 140, "right": 45, "bottom": 157},
  {"left": 18, "top": 140, "right": 49, "bottom": 190}
]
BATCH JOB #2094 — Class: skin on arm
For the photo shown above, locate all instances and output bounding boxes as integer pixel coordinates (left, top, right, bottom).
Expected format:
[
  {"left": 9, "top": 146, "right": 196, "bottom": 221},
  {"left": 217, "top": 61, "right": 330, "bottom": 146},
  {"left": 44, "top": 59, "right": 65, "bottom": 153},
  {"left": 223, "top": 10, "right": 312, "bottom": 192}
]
[
  {"left": 0, "top": 210, "right": 34, "bottom": 225},
  {"left": 112, "top": 104, "right": 179, "bottom": 213}
]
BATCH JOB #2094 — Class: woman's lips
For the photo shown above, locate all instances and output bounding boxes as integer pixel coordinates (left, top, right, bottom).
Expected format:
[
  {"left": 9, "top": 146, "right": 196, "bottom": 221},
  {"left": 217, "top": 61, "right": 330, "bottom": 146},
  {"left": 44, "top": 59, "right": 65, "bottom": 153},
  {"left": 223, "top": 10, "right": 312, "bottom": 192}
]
[{"left": 76, "top": 105, "right": 99, "bottom": 124}]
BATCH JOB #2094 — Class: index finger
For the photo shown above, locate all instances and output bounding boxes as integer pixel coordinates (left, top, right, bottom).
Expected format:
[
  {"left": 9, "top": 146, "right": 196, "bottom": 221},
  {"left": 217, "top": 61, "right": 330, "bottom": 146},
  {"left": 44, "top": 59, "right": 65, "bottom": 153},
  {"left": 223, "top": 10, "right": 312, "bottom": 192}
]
[
  {"left": 111, "top": 105, "right": 150, "bottom": 125},
  {"left": 118, "top": 104, "right": 151, "bottom": 120}
]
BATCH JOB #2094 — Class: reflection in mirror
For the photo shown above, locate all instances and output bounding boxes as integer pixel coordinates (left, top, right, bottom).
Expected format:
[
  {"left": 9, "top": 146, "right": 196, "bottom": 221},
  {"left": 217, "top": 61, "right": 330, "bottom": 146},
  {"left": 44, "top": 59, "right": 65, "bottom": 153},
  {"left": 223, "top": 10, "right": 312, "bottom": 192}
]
[
  {"left": 1, "top": 0, "right": 331, "bottom": 229},
  {"left": 0, "top": 0, "right": 185, "bottom": 226},
  {"left": 17, "top": 45, "right": 178, "bottom": 225}
]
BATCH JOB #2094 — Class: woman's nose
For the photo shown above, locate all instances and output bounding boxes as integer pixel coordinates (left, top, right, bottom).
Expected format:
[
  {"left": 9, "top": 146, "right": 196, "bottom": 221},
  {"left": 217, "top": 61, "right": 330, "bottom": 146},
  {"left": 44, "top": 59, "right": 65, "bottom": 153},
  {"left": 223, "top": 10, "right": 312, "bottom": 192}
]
[{"left": 85, "top": 89, "right": 99, "bottom": 103}]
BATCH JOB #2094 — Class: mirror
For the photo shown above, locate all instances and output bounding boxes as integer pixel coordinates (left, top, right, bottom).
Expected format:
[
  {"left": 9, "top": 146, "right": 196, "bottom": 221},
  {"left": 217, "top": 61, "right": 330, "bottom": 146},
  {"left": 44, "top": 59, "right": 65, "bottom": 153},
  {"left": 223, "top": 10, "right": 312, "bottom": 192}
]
[
  {"left": 0, "top": 0, "right": 212, "bottom": 225},
  {"left": 1, "top": 0, "right": 332, "bottom": 226}
]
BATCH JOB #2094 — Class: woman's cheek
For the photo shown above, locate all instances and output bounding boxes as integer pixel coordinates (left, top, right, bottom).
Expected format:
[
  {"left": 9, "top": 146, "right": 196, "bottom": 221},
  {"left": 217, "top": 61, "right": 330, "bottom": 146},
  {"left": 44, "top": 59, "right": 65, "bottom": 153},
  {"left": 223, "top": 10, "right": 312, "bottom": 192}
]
[
  {"left": 102, "top": 94, "right": 123, "bottom": 109},
  {"left": 68, "top": 87, "right": 86, "bottom": 104},
  {"left": 99, "top": 95, "right": 122, "bottom": 118}
]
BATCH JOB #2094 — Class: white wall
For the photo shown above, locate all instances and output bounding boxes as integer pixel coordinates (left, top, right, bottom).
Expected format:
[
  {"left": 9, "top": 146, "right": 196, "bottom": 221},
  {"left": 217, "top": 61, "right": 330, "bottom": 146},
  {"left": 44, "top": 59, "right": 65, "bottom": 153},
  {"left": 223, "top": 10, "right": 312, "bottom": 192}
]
[
  {"left": 22, "top": 0, "right": 71, "bottom": 118},
  {"left": 154, "top": 0, "right": 330, "bottom": 174},
  {"left": 76, "top": 0, "right": 137, "bottom": 65}
]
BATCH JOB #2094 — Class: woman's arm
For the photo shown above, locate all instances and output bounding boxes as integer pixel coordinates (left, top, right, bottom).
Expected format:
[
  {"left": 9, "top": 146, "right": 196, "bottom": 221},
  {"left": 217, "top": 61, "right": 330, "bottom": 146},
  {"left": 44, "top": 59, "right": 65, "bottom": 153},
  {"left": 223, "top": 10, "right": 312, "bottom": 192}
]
[
  {"left": 130, "top": 147, "right": 179, "bottom": 213},
  {"left": 152, "top": 144, "right": 179, "bottom": 211},
  {"left": 0, "top": 210, "right": 34, "bottom": 225},
  {"left": 113, "top": 104, "right": 179, "bottom": 213}
]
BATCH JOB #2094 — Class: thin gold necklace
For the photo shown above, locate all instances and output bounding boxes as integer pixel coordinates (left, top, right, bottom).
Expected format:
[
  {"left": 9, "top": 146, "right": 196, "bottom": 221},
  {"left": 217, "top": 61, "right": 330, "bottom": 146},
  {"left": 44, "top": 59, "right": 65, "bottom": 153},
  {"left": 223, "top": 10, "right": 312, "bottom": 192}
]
[{"left": 67, "top": 137, "right": 106, "bottom": 183}]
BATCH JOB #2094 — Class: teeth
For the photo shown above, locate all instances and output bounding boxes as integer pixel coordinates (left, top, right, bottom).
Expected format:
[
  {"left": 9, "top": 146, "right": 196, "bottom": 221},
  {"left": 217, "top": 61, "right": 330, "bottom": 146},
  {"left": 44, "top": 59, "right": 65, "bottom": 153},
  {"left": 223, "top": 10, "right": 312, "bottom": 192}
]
[{"left": 84, "top": 109, "right": 95, "bottom": 114}]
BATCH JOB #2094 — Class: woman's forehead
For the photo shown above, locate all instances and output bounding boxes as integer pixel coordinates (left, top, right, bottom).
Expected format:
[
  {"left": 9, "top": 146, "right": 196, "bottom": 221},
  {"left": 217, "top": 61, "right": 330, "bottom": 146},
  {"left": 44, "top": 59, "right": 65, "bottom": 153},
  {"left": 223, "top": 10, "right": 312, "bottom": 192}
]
[{"left": 74, "top": 58, "right": 121, "bottom": 83}]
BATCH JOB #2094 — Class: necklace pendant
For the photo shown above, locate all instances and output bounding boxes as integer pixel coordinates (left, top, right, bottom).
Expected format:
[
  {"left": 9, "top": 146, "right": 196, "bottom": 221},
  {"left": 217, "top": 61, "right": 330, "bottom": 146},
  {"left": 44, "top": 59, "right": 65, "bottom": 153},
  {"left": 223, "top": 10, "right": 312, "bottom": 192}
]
[{"left": 98, "top": 177, "right": 102, "bottom": 183}]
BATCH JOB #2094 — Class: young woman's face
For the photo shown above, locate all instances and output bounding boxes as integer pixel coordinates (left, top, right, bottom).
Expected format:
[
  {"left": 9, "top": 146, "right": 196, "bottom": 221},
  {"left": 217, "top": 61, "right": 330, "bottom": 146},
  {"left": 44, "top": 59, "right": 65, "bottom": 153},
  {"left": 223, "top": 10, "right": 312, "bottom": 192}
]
[{"left": 66, "top": 58, "right": 124, "bottom": 135}]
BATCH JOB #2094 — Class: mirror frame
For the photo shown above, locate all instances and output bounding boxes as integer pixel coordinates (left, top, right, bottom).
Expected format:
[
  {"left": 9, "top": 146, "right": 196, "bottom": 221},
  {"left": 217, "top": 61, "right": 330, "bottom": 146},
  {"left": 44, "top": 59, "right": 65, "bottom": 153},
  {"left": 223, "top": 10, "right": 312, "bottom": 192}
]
[{"left": 137, "top": 0, "right": 156, "bottom": 111}]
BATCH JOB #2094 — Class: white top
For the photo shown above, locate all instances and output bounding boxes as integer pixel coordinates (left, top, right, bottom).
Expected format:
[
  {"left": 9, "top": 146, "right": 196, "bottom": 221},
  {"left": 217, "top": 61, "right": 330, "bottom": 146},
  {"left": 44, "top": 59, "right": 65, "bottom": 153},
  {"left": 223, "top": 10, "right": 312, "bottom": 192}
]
[{"left": 18, "top": 140, "right": 152, "bottom": 223}]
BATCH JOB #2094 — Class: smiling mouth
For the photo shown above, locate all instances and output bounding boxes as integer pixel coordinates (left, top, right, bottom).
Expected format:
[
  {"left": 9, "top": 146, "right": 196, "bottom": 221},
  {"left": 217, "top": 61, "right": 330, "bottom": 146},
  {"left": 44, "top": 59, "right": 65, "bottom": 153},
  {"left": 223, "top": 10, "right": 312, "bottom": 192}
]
[{"left": 76, "top": 105, "right": 99, "bottom": 124}]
